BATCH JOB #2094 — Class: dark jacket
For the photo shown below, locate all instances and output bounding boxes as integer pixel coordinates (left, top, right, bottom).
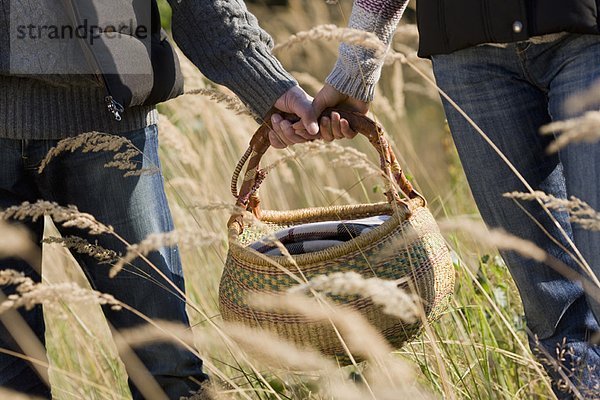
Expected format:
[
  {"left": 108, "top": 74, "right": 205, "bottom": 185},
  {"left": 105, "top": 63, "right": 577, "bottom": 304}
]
[
  {"left": 416, "top": 0, "right": 600, "bottom": 57},
  {"left": 61, "top": 0, "right": 183, "bottom": 113},
  {"left": 0, "top": 0, "right": 295, "bottom": 138}
]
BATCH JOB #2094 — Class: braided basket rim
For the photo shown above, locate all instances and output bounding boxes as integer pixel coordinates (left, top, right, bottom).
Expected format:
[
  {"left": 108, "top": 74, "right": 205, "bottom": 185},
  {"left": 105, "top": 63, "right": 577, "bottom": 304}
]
[{"left": 228, "top": 198, "right": 430, "bottom": 268}]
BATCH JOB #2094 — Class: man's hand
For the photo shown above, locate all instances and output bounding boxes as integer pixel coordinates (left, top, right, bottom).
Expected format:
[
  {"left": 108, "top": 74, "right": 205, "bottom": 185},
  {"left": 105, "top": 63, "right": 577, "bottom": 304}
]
[
  {"left": 269, "top": 85, "right": 319, "bottom": 149},
  {"left": 312, "top": 84, "right": 370, "bottom": 142}
]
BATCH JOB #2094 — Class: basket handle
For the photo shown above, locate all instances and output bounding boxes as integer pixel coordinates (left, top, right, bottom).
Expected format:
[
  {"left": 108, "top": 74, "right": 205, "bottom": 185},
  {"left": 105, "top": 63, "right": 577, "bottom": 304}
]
[{"left": 228, "top": 108, "right": 425, "bottom": 233}]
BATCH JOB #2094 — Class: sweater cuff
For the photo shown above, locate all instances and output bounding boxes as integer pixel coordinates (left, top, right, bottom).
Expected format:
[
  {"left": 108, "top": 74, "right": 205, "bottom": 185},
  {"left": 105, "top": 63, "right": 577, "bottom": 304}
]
[
  {"left": 233, "top": 46, "right": 298, "bottom": 119},
  {"left": 325, "top": 57, "right": 380, "bottom": 102}
]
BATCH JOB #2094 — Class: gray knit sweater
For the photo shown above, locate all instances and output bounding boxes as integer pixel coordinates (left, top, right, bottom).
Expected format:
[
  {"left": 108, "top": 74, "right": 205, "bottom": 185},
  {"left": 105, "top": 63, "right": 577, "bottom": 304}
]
[{"left": 0, "top": 0, "right": 296, "bottom": 139}]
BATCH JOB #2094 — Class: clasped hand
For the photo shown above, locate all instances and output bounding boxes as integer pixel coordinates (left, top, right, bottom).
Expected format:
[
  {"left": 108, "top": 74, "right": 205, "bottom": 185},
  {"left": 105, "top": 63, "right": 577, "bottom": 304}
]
[{"left": 269, "top": 84, "right": 369, "bottom": 148}]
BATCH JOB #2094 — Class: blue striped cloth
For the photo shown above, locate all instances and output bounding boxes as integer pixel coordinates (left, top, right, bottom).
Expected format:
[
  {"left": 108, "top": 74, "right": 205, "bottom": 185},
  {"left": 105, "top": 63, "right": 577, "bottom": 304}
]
[{"left": 249, "top": 216, "right": 390, "bottom": 256}]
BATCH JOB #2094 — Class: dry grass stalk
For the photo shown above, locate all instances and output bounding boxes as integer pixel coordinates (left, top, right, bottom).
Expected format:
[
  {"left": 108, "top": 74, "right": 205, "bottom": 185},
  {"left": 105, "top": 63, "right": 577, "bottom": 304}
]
[
  {"left": 118, "top": 318, "right": 388, "bottom": 399},
  {"left": 0, "top": 387, "right": 45, "bottom": 400},
  {"left": 117, "top": 319, "right": 197, "bottom": 353},
  {"left": 324, "top": 186, "right": 358, "bottom": 204},
  {"left": 384, "top": 47, "right": 431, "bottom": 67},
  {"left": 330, "top": 145, "right": 379, "bottom": 173},
  {"left": 371, "top": 224, "right": 436, "bottom": 267},
  {"left": 168, "top": 177, "right": 204, "bottom": 198},
  {"left": 115, "top": 313, "right": 313, "bottom": 400},
  {"left": 564, "top": 78, "right": 600, "bottom": 115},
  {"left": 389, "top": 42, "right": 422, "bottom": 65},
  {"left": 179, "top": 381, "right": 224, "bottom": 400},
  {"left": 249, "top": 293, "right": 396, "bottom": 361},
  {"left": 184, "top": 87, "right": 253, "bottom": 116},
  {"left": 325, "top": 376, "right": 433, "bottom": 400},
  {"left": 1, "top": 200, "right": 113, "bottom": 235},
  {"left": 289, "top": 271, "right": 420, "bottom": 323},
  {"left": 43, "top": 235, "right": 119, "bottom": 263},
  {"left": 439, "top": 218, "right": 548, "bottom": 263},
  {"left": 265, "top": 141, "right": 378, "bottom": 176},
  {"left": 274, "top": 162, "right": 295, "bottom": 185},
  {"left": 222, "top": 322, "right": 337, "bottom": 372},
  {"left": 262, "top": 141, "right": 321, "bottom": 172},
  {"left": 157, "top": 114, "right": 201, "bottom": 166},
  {"left": 391, "top": 62, "right": 406, "bottom": 117},
  {"left": 247, "top": 294, "right": 426, "bottom": 397},
  {"left": 118, "top": 319, "right": 334, "bottom": 373},
  {"left": 540, "top": 111, "right": 600, "bottom": 153},
  {"left": 38, "top": 132, "right": 159, "bottom": 177},
  {"left": 372, "top": 85, "right": 399, "bottom": 122},
  {"left": 504, "top": 191, "right": 600, "bottom": 231},
  {"left": 290, "top": 71, "right": 323, "bottom": 95},
  {"left": 384, "top": 50, "right": 408, "bottom": 65},
  {"left": 0, "top": 221, "right": 40, "bottom": 268},
  {"left": 403, "top": 82, "right": 440, "bottom": 102},
  {"left": 0, "top": 279, "right": 122, "bottom": 315},
  {"left": 191, "top": 201, "right": 245, "bottom": 213},
  {"left": 438, "top": 217, "right": 600, "bottom": 298},
  {"left": 393, "top": 24, "right": 419, "bottom": 41},
  {"left": 530, "top": 336, "right": 599, "bottom": 399},
  {"left": 0, "top": 269, "right": 35, "bottom": 289},
  {"left": 109, "top": 230, "right": 222, "bottom": 278},
  {"left": 273, "top": 24, "right": 386, "bottom": 58}
]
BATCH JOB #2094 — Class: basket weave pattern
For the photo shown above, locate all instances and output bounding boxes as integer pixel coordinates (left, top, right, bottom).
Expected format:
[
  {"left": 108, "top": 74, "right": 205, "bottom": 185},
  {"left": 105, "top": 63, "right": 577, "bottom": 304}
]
[
  {"left": 221, "top": 202, "right": 454, "bottom": 357},
  {"left": 219, "top": 110, "right": 455, "bottom": 359}
]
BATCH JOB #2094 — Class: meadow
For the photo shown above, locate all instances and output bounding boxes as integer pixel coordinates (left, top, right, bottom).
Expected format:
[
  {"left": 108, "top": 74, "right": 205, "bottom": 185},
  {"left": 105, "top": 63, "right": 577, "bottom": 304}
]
[{"left": 2, "top": 1, "right": 600, "bottom": 399}]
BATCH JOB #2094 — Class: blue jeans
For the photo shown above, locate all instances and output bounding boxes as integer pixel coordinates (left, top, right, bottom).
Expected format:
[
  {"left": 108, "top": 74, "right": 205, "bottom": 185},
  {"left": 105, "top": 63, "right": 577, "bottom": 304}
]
[
  {"left": 0, "top": 125, "right": 208, "bottom": 399},
  {"left": 432, "top": 34, "right": 600, "bottom": 398}
]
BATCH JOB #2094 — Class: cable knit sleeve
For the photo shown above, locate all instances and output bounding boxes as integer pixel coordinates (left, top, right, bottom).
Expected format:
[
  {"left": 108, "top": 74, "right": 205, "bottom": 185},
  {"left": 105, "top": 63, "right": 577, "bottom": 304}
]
[
  {"left": 326, "top": 0, "right": 408, "bottom": 102},
  {"left": 167, "top": 0, "right": 297, "bottom": 118}
]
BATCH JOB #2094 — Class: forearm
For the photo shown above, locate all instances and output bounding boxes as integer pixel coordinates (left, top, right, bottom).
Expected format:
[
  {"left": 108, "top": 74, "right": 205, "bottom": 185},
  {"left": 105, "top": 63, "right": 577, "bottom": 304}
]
[
  {"left": 326, "top": 0, "right": 409, "bottom": 102},
  {"left": 167, "top": 0, "right": 297, "bottom": 118}
]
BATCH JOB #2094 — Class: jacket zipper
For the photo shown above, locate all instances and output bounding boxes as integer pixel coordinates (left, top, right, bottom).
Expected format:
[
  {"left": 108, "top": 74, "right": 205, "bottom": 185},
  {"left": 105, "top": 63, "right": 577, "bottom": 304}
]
[
  {"left": 61, "top": 0, "right": 124, "bottom": 121},
  {"left": 105, "top": 96, "right": 125, "bottom": 121}
]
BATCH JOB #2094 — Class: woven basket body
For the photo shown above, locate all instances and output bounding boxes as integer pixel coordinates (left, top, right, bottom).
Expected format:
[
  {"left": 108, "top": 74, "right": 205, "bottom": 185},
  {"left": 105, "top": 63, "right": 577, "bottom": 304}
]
[
  {"left": 219, "top": 109, "right": 455, "bottom": 360},
  {"left": 220, "top": 201, "right": 454, "bottom": 357}
]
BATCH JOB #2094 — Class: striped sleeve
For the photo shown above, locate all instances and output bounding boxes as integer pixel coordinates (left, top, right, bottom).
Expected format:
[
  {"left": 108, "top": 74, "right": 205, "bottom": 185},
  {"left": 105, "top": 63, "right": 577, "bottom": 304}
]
[{"left": 326, "top": 0, "right": 409, "bottom": 102}]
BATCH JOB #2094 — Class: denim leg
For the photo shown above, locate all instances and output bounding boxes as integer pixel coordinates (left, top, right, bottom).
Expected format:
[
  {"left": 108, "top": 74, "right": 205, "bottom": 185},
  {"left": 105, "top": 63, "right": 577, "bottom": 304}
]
[
  {"left": 431, "top": 41, "right": 598, "bottom": 397},
  {"left": 533, "top": 34, "right": 600, "bottom": 397},
  {"left": 535, "top": 296, "right": 600, "bottom": 398},
  {"left": 540, "top": 35, "right": 600, "bottom": 319},
  {"left": 0, "top": 139, "right": 50, "bottom": 397},
  {"left": 31, "top": 126, "right": 207, "bottom": 399}
]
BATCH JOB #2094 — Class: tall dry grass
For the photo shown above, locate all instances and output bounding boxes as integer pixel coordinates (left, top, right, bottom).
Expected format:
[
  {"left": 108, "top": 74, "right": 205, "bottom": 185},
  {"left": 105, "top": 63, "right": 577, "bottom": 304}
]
[{"left": 1, "top": 1, "right": 599, "bottom": 399}]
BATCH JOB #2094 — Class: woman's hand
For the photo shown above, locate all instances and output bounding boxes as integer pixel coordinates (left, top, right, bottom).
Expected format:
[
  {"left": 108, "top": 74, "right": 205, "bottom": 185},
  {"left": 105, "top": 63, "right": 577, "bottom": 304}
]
[{"left": 311, "top": 84, "right": 370, "bottom": 142}]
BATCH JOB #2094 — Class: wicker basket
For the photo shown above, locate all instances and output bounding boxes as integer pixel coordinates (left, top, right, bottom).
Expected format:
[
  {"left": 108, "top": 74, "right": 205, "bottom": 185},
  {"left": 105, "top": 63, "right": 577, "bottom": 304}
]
[{"left": 220, "top": 109, "right": 455, "bottom": 361}]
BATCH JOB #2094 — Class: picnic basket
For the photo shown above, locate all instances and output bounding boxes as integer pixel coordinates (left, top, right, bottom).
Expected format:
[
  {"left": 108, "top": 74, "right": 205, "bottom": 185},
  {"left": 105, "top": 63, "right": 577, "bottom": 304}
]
[{"left": 219, "top": 109, "right": 455, "bottom": 360}]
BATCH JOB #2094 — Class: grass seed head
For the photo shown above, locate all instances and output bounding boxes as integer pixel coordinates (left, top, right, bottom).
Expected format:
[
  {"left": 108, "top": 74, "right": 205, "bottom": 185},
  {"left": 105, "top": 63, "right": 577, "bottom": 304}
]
[
  {"left": 540, "top": 111, "right": 600, "bottom": 153},
  {"left": 289, "top": 271, "right": 420, "bottom": 323},
  {"left": 110, "top": 230, "right": 222, "bottom": 277},
  {"left": 273, "top": 24, "right": 387, "bottom": 58},
  {"left": 1, "top": 201, "right": 113, "bottom": 235}
]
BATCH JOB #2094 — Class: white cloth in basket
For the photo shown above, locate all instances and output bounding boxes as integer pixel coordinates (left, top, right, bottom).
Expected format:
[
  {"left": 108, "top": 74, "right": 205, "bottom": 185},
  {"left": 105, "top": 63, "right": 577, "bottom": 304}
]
[{"left": 249, "top": 215, "right": 390, "bottom": 256}]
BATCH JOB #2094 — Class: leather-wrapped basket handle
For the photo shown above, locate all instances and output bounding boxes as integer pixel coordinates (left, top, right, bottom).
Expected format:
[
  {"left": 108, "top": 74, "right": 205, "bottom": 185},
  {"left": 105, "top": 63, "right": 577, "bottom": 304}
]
[{"left": 228, "top": 108, "right": 425, "bottom": 234}]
